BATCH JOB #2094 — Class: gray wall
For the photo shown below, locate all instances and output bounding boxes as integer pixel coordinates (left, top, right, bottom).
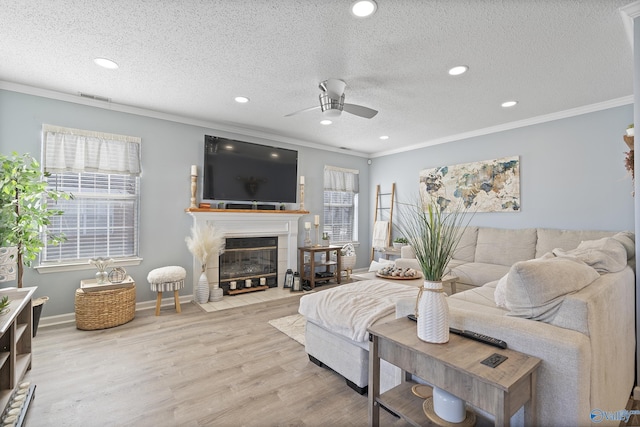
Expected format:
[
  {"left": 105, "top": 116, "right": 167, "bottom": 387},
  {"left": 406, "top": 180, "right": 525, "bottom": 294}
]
[
  {"left": 0, "top": 89, "right": 634, "bottom": 319},
  {"left": 0, "top": 89, "right": 370, "bottom": 317},
  {"left": 370, "top": 104, "right": 635, "bottom": 237}
]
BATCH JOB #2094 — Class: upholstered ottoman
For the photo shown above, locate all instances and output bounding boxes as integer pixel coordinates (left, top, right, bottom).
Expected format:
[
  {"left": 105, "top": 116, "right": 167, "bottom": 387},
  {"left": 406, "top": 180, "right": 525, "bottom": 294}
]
[{"left": 147, "top": 266, "right": 186, "bottom": 316}]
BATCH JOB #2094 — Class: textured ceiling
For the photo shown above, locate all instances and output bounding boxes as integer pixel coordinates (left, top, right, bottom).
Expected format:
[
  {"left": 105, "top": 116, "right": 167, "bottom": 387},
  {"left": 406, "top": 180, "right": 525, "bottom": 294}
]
[{"left": 0, "top": 0, "right": 634, "bottom": 156}]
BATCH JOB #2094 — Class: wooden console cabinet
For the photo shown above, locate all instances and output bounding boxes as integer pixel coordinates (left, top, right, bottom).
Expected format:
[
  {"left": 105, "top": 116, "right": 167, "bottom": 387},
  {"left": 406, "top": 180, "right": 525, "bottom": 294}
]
[{"left": 0, "top": 287, "right": 36, "bottom": 419}]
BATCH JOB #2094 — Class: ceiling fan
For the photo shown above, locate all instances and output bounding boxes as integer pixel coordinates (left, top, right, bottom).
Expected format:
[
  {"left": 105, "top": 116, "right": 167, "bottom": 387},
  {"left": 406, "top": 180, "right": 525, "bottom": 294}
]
[{"left": 285, "top": 78, "right": 378, "bottom": 119}]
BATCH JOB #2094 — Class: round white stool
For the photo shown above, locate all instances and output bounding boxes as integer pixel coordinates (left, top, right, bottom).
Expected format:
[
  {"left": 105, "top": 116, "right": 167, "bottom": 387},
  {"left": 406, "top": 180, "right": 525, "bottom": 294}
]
[{"left": 147, "top": 266, "right": 186, "bottom": 316}]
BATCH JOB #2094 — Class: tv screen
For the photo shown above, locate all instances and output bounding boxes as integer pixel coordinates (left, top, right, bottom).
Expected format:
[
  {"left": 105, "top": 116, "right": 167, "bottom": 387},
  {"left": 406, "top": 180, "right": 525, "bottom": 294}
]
[{"left": 203, "top": 135, "right": 298, "bottom": 203}]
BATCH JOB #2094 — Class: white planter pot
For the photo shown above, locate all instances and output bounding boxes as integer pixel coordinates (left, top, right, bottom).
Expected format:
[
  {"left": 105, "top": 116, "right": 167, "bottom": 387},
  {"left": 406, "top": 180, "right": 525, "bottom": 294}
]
[
  {"left": 416, "top": 280, "right": 449, "bottom": 343},
  {"left": 195, "top": 272, "right": 210, "bottom": 304},
  {"left": 209, "top": 287, "right": 223, "bottom": 302},
  {"left": 433, "top": 387, "right": 465, "bottom": 423}
]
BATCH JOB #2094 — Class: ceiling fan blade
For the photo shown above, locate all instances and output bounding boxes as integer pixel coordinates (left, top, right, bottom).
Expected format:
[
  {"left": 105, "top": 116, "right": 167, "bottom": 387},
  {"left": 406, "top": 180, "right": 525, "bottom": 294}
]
[
  {"left": 343, "top": 103, "right": 378, "bottom": 119},
  {"left": 284, "top": 105, "right": 321, "bottom": 117}
]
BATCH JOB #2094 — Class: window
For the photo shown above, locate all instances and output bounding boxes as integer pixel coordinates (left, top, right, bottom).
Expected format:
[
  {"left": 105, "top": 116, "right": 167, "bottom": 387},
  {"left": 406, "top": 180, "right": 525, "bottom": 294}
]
[
  {"left": 40, "top": 125, "right": 141, "bottom": 267},
  {"left": 323, "top": 166, "right": 359, "bottom": 244}
]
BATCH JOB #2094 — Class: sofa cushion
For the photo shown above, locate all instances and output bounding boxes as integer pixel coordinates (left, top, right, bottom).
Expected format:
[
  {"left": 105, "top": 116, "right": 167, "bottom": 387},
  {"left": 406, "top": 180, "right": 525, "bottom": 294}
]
[
  {"left": 451, "top": 226, "right": 478, "bottom": 262},
  {"left": 450, "top": 262, "right": 510, "bottom": 287},
  {"left": 505, "top": 255, "right": 600, "bottom": 321},
  {"left": 474, "top": 227, "right": 537, "bottom": 266},
  {"left": 534, "top": 228, "right": 617, "bottom": 258},
  {"left": 449, "top": 279, "right": 504, "bottom": 309},
  {"left": 552, "top": 237, "right": 628, "bottom": 273}
]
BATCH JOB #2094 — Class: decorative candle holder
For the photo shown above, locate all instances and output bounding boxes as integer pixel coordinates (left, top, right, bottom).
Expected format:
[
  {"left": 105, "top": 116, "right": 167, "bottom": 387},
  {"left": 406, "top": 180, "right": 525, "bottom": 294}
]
[
  {"left": 190, "top": 174, "right": 197, "bottom": 209},
  {"left": 304, "top": 228, "right": 312, "bottom": 247},
  {"left": 314, "top": 224, "right": 321, "bottom": 247},
  {"left": 299, "top": 183, "right": 305, "bottom": 210}
]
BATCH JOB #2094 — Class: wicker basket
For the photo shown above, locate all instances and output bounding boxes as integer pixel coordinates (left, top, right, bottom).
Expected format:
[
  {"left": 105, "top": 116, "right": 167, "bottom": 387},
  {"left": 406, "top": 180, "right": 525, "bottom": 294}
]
[{"left": 75, "top": 285, "right": 136, "bottom": 330}]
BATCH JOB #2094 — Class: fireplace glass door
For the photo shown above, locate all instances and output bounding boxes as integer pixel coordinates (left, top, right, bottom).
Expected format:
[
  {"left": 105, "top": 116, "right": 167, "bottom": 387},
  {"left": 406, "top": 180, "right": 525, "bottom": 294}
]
[{"left": 219, "top": 236, "right": 278, "bottom": 295}]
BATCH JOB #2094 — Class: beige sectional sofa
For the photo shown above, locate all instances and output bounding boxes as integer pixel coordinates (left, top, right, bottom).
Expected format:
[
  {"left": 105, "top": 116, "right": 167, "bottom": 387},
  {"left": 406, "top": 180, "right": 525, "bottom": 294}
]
[{"left": 299, "top": 227, "right": 636, "bottom": 427}]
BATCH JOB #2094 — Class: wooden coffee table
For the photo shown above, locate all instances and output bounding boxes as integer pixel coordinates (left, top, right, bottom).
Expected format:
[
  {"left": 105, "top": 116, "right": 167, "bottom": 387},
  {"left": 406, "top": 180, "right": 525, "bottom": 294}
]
[{"left": 368, "top": 318, "right": 541, "bottom": 427}]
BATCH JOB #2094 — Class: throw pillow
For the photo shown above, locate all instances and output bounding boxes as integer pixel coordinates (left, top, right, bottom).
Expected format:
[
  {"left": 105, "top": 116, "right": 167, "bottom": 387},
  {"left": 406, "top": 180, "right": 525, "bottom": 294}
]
[
  {"left": 612, "top": 232, "right": 635, "bottom": 260},
  {"left": 368, "top": 259, "right": 394, "bottom": 272},
  {"left": 505, "top": 256, "right": 599, "bottom": 321},
  {"left": 494, "top": 273, "right": 508, "bottom": 308},
  {"left": 552, "top": 237, "right": 628, "bottom": 273}
]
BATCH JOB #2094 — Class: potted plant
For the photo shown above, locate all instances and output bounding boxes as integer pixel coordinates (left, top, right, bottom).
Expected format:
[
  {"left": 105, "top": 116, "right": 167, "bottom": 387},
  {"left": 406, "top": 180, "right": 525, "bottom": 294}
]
[
  {"left": 626, "top": 123, "right": 634, "bottom": 137},
  {"left": 397, "top": 196, "right": 471, "bottom": 343},
  {"left": 392, "top": 236, "right": 408, "bottom": 249},
  {"left": 0, "top": 152, "right": 71, "bottom": 335}
]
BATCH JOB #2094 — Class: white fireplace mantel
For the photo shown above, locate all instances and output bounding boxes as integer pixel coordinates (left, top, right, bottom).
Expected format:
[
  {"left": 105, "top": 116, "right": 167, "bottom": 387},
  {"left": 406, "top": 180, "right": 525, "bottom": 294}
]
[{"left": 186, "top": 209, "right": 308, "bottom": 294}]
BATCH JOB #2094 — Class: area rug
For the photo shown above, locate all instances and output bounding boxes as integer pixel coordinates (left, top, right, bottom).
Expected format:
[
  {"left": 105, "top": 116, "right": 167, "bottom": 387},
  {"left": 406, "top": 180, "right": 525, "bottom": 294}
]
[{"left": 268, "top": 313, "right": 306, "bottom": 345}]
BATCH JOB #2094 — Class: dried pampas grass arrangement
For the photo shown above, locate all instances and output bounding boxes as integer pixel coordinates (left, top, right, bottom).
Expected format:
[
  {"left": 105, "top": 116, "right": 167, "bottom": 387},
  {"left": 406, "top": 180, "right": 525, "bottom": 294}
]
[{"left": 185, "top": 223, "right": 225, "bottom": 272}]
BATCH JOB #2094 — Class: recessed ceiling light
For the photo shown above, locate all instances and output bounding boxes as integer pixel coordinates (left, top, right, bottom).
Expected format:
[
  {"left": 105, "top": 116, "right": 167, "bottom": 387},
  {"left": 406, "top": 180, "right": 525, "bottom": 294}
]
[
  {"left": 234, "top": 96, "right": 250, "bottom": 103},
  {"left": 351, "top": 0, "right": 377, "bottom": 18},
  {"left": 379, "top": 135, "right": 389, "bottom": 140},
  {"left": 448, "top": 65, "right": 468, "bottom": 76},
  {"left": 94, "top": 58, "right": 118, "bottom": 70},
  {"left": 501, "top": 100, "right": 518, "bottom": 108},
  {"left": 320, "top": 120, "right": 332, "bottom": 125}
]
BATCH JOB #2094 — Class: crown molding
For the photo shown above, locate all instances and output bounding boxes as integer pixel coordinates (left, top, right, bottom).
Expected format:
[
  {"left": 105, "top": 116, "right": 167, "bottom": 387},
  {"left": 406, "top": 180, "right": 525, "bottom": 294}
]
[
  {"left": 0, "top": 81, "right": 370, "bottom": 158},
  {"left": 370, "top": 95, "right": 634, "bottom": 158},
  {"left": 620, "top": 1, "right": 640, "bottom": 47},
  {"left": 1, "top": 81, "right": 631, "bottom": 160}
]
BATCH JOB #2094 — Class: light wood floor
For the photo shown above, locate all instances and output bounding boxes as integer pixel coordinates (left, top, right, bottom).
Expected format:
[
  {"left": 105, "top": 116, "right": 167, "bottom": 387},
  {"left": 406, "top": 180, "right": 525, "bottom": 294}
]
[{"left": 24, "top": 294, "right": 411, "bottom": 427}]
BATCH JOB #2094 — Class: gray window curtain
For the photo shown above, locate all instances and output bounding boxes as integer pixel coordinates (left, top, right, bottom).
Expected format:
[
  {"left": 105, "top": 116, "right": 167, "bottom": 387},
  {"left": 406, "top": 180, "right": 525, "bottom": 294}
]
[
  {"left": 324, "top": 166, "right": 359, "bottom": 193},
  {"left": 42, "top": 124, "right": 141, "bottom": 176}
]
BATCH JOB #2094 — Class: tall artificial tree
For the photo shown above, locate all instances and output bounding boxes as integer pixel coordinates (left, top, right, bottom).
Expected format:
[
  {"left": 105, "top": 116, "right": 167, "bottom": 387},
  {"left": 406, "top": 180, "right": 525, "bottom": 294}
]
[{"left": 0, "top": 153, "right": 69, "bottom": 287}]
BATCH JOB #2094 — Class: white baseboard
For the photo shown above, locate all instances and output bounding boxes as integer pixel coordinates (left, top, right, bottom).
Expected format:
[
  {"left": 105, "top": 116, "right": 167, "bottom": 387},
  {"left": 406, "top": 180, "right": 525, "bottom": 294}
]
[{"left": 37, "top": 294, "right": 194, "bottom": 329}]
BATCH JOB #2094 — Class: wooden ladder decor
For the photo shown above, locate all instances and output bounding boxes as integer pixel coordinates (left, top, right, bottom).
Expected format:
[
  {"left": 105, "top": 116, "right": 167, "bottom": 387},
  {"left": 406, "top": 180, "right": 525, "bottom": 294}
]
[{"left": 371, "top": 183, "right": 396, "bottom": 261}]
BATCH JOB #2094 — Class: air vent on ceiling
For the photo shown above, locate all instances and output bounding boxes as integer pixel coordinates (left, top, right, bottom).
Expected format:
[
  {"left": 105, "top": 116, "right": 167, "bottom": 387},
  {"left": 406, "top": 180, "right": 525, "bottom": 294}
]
[{"left": 78, "top": 92, "right": 111, "bottom": 102}]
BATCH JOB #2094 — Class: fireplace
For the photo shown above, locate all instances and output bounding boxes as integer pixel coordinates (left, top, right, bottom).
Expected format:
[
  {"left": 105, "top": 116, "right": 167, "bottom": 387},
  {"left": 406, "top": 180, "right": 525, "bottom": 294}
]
[
  {"left": 219, "top": 236, "right": 278, "bottom": 294},
  {"left": 187, "top": 209, "right": 306, "bottom": 296}
]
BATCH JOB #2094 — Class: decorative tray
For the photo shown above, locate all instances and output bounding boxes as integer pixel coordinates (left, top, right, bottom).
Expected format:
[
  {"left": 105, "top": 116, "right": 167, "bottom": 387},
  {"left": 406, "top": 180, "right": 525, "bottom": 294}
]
[{"left": 375, "top": 272, "right": 422, "bottom": 280}]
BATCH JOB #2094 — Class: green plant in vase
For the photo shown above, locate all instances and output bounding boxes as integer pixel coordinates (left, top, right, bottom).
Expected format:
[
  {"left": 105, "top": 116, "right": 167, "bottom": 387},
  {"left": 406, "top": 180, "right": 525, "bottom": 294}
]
[{"left": 396, "top": 195, "right": 472, "bottom": 344}]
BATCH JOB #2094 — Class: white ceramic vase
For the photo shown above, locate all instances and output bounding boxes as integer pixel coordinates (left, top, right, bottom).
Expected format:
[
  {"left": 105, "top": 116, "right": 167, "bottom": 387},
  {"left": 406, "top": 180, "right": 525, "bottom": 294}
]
[
  {"left": 416, "top": 280, "right": 449, "bottom": 343},
  {"left": 196, "top": 272, "right": 210, "bottom": 304},
  {"left": 209, "top": 283, "right": 223, "bottom": 302},
  {"left": 433, "top": 387, "right": 465, "bottom": 423}
]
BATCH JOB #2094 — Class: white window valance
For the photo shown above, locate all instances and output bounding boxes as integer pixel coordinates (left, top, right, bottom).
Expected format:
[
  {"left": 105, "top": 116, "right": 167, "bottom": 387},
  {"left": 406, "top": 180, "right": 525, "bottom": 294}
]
[
  {"left": 42, "top": 124, "right": 141, "bottom": 176},
  {"left": 324, "top": 166, "right": 359, "bottom": 193}
]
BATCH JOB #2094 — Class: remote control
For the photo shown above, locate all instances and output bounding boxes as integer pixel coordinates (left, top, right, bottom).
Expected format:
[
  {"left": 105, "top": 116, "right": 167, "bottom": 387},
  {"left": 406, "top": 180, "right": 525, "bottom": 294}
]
[{"left": 450, "top": 327, "right": 507, "bottom": 349}]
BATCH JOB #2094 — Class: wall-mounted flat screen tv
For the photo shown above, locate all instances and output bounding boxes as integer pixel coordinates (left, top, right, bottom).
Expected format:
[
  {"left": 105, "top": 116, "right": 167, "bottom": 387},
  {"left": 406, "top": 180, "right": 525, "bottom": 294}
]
[{"left": 203, "top": 135, "right": 298, "bottom": 203}]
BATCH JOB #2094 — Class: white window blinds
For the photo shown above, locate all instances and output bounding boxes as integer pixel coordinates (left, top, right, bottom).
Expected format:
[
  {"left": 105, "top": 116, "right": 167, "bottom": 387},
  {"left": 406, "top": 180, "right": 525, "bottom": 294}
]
[
  {"left": 323, "top": 166, "right": 359, "bottom": 244},
  {"left": 41, "top": 125, "right": 141, "bottom": 264}
]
